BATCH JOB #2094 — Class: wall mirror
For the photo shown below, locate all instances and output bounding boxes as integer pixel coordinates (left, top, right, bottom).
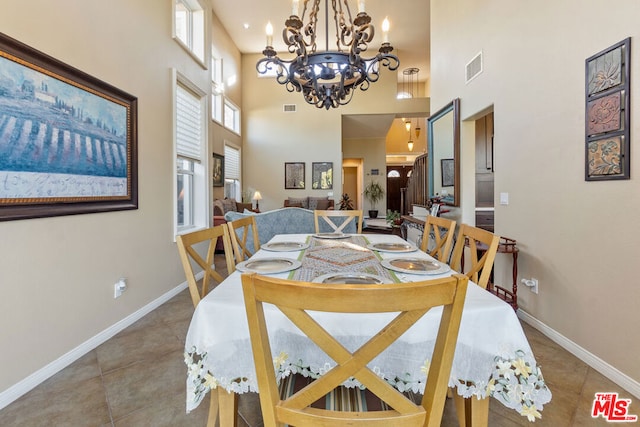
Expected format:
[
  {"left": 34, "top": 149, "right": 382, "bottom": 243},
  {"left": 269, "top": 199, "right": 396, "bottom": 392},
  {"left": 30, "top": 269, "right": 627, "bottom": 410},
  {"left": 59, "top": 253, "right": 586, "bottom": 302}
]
[{"left": 428, "top": 98, "right": 460, "bottom": 206}]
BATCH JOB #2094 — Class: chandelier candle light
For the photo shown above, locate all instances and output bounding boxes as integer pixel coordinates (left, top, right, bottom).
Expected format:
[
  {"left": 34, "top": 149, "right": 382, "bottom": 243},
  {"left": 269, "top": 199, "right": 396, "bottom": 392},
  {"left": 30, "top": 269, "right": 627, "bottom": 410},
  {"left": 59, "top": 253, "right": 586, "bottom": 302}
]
[{"left": 257, "top": 0, "right": 400, "bottom": 110}]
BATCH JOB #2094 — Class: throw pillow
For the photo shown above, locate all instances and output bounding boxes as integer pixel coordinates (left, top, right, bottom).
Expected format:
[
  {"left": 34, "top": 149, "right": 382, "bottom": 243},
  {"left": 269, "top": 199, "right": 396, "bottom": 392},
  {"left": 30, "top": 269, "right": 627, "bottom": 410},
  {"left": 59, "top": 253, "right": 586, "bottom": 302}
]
[
  {"left": 315, "top": 198, "right": 331, "bottom": 210},
  {"left": 288, "top": 197, "right": 308, "bottom": 209},
  {"left": 221, "top": 198, "right": 237, "bottom": 214},
  {"left": 308, "top": 196, "right": 329, "bottom": 210}
]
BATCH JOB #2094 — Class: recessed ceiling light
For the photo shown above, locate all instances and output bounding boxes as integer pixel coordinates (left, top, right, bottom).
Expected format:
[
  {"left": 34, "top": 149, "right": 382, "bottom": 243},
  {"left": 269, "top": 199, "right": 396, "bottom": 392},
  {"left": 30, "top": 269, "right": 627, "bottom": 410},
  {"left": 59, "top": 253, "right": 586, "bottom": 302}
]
[{"left": 243, "top": 23, "right": 250, "bottom": 29}]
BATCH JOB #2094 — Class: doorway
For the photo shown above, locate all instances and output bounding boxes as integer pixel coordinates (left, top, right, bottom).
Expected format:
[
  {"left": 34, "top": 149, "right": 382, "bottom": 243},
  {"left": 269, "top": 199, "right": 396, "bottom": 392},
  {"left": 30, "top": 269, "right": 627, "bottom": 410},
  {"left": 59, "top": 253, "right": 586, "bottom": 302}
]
[
  {"left": 386, "top": 165, "right": 412, "bottom": 213},
  {"left": 475, "top": 112, "right": 494, "bottom": 231},
  {"left": 342, "top": 158, "right": 363, "bottom": 210}
]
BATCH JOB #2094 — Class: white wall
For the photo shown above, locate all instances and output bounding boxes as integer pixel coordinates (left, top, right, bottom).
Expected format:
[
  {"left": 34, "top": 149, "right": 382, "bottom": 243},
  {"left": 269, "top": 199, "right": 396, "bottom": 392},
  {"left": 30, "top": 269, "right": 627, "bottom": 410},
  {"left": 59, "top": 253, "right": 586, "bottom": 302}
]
[
  {"left": 431, "top": 0, "right": 640, "bottom": 386},
  {"left": 0, "top": 0, "right": 211, "bottom": 398}
]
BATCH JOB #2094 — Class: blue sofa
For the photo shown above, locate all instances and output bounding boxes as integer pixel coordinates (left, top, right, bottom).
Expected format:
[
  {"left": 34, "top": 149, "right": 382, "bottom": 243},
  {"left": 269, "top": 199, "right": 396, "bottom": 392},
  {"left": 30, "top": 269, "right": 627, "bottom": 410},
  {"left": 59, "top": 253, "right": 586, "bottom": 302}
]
[{"left": 224, "top": 207, "right": 358, "bottom": 254}]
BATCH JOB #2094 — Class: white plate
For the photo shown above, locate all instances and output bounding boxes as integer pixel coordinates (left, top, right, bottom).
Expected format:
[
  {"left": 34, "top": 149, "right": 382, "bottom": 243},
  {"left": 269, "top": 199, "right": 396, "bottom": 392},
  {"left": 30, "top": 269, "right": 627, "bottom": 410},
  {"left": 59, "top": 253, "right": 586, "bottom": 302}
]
[
  {"left": 367, "top": 242, "right": 417, "bottom": 253},
  {"left": 262, "top": 241, "right": 309, "bottom": 252},
  {"left": 312, "top": 233, "right": 350, "bottom": 239},
  {"left": 381, "top": 258, "right": 451, "bottom": 275},
  {"left": 312, "top": 272, "right": 393, "bottom": 284},
  {"left": 236, "top": 258, "right": 302, "bottom": 274}
]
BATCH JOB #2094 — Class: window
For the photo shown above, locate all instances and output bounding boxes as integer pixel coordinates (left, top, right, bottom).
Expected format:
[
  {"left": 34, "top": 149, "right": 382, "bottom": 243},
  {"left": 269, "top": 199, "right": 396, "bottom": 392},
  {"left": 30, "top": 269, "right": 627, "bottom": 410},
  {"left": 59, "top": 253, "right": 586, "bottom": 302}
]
[
  {"left": 174, "top": 0, "right": 205, "bottom": 63},
  {"left": 211, "top": 55, "right": 223, "bottom": 122},
  {"left": 210, "top": 52, "right": 241, "bottom": 132},
  {"left": 211, "top": 83, "right": 223, "bottom": 123},
  {"left": 224, "top": 99, "right": 240, "bottom": 134},
  {"left": 175, "top": 78, "right": 207, "bottom": 234},
  {"left": 224, "top": 143, "right": 241, "bottom": 201},
  {"left": 212, "top": 55, "right": 222, "bottom": 84},
  {"left": 176, "top": 158, "right": 194, "bottom": 227}
]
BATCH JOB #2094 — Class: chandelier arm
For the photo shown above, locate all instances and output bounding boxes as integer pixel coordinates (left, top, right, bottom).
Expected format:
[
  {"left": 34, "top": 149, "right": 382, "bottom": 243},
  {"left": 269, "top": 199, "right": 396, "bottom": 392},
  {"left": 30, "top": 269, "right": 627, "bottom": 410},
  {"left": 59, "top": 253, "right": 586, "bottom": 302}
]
[
  {"left": 303, "top": 0, "right": 320, "bottom": 52},
  {"left": 334, "top": 0, "right": 349, "bottom": 51}
]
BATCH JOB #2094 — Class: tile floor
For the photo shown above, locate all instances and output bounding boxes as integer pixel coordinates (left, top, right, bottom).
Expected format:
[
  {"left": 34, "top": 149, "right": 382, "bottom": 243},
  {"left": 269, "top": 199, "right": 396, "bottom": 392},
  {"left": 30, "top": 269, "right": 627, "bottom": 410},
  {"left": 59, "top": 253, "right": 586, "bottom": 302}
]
[{"left": 0, "top": 255, "right": 637, "bottom": 426}]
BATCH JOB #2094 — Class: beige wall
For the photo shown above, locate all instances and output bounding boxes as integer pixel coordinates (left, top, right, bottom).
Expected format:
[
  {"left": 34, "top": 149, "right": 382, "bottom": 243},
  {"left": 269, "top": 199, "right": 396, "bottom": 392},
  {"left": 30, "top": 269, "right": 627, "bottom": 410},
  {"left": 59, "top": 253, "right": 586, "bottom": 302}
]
[
  {"left": 0, "top": 0, "right": 212, "bottom": 396},
  {"left": 432, "top": 0, "right": 640, "bottom": 387},
  {"left": 343, "top": 137, "right": 388, "bottom": 213}
]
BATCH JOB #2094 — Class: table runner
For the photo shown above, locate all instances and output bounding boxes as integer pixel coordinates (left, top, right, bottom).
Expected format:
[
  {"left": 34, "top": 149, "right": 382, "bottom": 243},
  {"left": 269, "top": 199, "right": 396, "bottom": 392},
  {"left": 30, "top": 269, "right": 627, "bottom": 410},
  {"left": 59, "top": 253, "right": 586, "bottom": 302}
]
[{"left": 289, "top": 235, "right": 397, "bottom": 282}]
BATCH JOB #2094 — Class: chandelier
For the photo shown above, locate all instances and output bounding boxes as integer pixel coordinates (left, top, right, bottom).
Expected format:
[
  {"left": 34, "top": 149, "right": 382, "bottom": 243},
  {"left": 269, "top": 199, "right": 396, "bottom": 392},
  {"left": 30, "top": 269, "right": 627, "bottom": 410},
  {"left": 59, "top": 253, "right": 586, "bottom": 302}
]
[{"left": 256, "top": 0, "right": 400, "bottom": 110}]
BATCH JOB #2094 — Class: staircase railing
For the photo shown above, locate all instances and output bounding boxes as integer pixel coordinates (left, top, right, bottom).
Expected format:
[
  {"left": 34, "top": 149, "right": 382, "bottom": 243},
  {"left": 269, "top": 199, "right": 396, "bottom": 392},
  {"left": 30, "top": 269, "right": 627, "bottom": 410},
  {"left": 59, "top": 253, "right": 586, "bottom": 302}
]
[{"left": 403, "top": 153, "right": 428, "bottom": 214}]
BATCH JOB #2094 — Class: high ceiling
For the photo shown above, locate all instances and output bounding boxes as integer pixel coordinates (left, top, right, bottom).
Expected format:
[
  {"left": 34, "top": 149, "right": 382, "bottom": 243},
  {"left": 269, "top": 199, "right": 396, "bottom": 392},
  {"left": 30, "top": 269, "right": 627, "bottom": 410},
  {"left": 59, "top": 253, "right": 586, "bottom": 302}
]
[{"left": 210, "top": 0, "right": 431, "bottom": 84}]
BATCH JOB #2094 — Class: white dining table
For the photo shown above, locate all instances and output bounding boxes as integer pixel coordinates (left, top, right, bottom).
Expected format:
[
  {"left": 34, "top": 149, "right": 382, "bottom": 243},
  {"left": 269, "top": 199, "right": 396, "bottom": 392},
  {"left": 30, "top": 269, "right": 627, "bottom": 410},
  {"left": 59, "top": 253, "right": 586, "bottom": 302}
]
[{"left": 184, "top": 233, "right": 551, "bottom": 425}]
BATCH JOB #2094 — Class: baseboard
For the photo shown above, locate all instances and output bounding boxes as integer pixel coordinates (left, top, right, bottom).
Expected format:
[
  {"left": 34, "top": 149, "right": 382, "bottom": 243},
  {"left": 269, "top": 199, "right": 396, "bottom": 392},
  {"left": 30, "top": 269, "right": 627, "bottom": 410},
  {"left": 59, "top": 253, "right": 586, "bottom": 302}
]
[
  {"left": 0, "top": 281, "right": 189, "bottom": 411},
  {"left": 517, "top": 309, "right": 640, "bottom": 399}
]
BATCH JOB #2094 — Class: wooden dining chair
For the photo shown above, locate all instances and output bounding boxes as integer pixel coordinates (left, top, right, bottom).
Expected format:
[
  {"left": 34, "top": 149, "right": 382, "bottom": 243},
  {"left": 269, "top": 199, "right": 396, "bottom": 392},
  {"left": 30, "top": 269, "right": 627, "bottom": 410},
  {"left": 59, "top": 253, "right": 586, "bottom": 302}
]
[
  {"left": 176, "top": 224, "right": 236, "bottom": 308},
  {"left": 314, "top": 209, "right": 363, "bottom": 234},
  {"left": 420, "top": 216, "right": 457, "bottom": 262},
  {"left": 449, "top": 223, "right": 500, "bottom": 289},
  {"left": 227, "top": 215, "right": 261, "bottom": 263},
  {"left": 241, "top": 272, "right": 469, "bottom": 427}
]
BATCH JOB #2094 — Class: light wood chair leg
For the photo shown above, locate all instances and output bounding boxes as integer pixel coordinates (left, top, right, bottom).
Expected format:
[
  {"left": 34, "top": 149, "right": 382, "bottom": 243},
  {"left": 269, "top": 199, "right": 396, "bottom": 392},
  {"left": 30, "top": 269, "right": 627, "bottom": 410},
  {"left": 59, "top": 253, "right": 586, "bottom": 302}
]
[
  {"left": 452, "top": 389, "right": 490, "bottom": 427},
  {"left": 207, "top": 388, "right": 219, "bottom": 427},
  {"left": 217, "top": 388, "right": 238, "bottom": 427}
]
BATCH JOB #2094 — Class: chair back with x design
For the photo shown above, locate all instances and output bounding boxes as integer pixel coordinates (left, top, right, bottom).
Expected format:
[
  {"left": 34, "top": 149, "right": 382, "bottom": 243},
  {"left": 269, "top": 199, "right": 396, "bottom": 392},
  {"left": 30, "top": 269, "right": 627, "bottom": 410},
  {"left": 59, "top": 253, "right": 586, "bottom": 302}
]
[
  {"left": 449, "top": 223, "right": 499, "bottom": 289},
  {"left": 314, "top": 209, "right": 363, "bottom": 234},
  {"left": 242, "top": 272, "right": 468, "bottom": 427},
  {"left": 176, "top": 225, "right": 236, "bottom": 308},
  {"left": 227, "top": 215, "right": 261, "bottom": 263},
  {"left": 421, "top": 215, "right": 457, "bottom": 262}
]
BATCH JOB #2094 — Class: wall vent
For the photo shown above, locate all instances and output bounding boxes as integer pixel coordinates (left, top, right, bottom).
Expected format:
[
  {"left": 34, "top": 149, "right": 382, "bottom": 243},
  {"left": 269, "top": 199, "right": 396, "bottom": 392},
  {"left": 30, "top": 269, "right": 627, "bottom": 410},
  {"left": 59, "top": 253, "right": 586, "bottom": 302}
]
[
  {"left": 283, "top": 104, "right": 297, "bottom": 113},
  {"left": 465, "top": 51, "right": 483, "bottom": 84}
]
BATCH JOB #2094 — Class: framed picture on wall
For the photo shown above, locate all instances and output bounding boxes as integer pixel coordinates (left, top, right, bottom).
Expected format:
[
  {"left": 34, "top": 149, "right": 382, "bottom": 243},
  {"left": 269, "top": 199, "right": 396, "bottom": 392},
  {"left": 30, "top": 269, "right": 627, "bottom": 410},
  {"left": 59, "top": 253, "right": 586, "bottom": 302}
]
[
  {"left": 585, "top": 37, "right": 630, "bottom": 181},
  {"left": 285, "top": 162, "right": 305, "bottom": 189},
  {"left": 441, "top": 158, "right": 455, "bottom": 187},
  {"left": 312, "top": 162, "right": 333, "bottom": 189},
  {"left": 0, "top": 32, "right": 138, "bottom": 222},
  {"left": 212, "top": 153, "right": 224, "bottom": 187}
]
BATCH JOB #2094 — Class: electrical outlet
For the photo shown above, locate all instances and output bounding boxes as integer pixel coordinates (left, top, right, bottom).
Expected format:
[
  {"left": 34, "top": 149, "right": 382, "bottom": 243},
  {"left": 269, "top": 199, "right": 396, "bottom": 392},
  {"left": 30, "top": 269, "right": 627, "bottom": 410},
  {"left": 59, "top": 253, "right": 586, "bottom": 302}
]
[
  {"left": 521, "top": 278, "right": 539, "bottom": 294},
  {"left": 114, "top": 278, "right": 127, "bottom": 298}
]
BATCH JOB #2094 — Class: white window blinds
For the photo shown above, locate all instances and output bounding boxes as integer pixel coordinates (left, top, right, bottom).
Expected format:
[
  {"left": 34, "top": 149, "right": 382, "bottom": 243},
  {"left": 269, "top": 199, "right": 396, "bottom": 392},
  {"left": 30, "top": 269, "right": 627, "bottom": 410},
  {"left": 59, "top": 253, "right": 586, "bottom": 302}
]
[
  {"left": 224, "top": 144, "right": 240, "bottom": 180},
  {"left": 176, "top": 84, "right": 202, "bottom": 161}
]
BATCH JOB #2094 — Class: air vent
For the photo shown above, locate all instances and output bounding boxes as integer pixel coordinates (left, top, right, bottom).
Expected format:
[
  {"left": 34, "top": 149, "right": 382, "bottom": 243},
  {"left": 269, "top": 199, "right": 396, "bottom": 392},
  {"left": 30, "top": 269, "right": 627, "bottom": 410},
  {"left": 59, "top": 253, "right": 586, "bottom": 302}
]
[
  {"left": 283, "top": 104, "right": 297, "bottom": 113},
  {"left": 465, "top": 51, "right": 483, "bottom": 84}
]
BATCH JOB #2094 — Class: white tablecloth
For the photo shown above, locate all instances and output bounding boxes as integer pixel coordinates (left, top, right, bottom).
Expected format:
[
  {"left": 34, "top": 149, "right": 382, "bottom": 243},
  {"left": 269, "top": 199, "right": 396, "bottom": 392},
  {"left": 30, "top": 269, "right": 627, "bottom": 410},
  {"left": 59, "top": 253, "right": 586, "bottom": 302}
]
[{"left": 185, "top": 234, "right": 551, "bottom": 421}]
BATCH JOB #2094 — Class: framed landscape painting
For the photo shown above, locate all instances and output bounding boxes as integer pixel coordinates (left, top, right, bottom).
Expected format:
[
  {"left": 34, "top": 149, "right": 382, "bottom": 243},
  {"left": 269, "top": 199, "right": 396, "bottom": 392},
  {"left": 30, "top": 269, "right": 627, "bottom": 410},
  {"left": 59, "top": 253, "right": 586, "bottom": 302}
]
[{"left": 0, "top": 32, "right": 138, "bottom": 221}]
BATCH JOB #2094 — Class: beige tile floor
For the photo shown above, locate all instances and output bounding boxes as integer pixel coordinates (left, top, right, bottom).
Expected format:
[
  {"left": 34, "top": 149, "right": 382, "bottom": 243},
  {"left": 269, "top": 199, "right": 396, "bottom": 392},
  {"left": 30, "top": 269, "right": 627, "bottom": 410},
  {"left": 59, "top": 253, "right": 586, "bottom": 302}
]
[{"left": 1, "top": 255, "right": 637, "bottom": 426}]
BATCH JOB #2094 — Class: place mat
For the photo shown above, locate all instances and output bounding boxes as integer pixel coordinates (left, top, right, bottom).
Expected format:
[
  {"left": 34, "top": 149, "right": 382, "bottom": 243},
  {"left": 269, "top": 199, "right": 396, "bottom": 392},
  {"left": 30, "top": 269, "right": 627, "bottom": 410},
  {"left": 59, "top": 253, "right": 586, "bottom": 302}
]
[{"left": 290, "top": 236, "right": 397, "bottom": 282}]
